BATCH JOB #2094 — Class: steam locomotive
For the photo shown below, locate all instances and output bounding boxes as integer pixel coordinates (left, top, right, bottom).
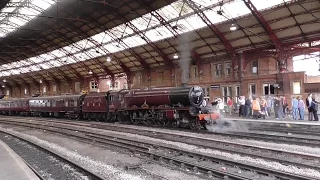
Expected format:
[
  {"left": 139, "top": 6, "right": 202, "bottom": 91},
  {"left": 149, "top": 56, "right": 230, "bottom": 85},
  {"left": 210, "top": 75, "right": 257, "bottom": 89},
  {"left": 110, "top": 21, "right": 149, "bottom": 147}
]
[{"left": 0, "top": 86, "right": 216, "bottom": 129}]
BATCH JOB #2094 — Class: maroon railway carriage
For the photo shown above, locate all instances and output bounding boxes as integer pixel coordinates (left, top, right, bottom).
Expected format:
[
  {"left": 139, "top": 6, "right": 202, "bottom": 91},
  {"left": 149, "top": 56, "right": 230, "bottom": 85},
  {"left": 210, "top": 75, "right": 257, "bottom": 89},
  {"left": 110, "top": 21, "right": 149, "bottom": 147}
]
[
  {"left": 82, "top": 91, "right": 121, "bottom": 121},
  {"left": 0, "top": 98, "right": 30, "bottom": 115},
  {"left": 29, "top": 94, "right": 85, "bottom": 118}
]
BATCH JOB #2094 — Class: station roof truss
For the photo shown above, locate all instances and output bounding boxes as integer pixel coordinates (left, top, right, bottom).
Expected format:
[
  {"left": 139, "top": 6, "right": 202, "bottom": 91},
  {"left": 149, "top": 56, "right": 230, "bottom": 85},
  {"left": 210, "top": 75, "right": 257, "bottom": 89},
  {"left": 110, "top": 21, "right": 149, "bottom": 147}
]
[{"left": 0, "top": 0, "right": 319, "bottom": 87}]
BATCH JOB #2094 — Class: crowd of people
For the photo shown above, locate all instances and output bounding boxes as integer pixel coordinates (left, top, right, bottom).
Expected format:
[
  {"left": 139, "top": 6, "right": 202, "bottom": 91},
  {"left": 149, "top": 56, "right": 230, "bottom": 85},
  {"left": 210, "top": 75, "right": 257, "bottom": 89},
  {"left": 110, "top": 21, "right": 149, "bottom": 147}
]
[{"left": 201, "top": 94, "right": 319, "bottom": 121}]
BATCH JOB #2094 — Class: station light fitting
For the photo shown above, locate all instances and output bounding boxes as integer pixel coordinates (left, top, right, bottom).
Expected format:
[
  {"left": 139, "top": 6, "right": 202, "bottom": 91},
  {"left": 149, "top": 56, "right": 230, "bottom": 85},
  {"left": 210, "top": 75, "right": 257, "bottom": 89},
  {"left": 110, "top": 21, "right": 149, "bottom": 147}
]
[
  {"left": 106, "top": 56, "right": 111, "bottom": 62},
  {"left": 1, "top": 85, "right": 4, "bottom": 88},
  {"left": 39, "top": 79, "right": 43, "bottom": 84},
  {"left": 230, "top": 24, "right": 237, "bottom": 31},
  {"left": 2, "top": 79, "right": 6, "bottom": 82},
  {"left": 173, "top": 54, "right": 179, "bottom": 59},
  {"left": 88, "top": 70, "right": 93, "bottom": 75}
]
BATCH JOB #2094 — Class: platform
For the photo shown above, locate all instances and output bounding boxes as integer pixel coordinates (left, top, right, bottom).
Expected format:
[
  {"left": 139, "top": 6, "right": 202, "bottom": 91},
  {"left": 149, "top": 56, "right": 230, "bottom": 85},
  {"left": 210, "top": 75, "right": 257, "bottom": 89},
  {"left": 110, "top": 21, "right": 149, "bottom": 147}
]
[
  {"left": 0, "top": 140, "right": 39, "bottom": 180},
  {"left": 224, "top": 117, "right": 320, "bottom": 126}
]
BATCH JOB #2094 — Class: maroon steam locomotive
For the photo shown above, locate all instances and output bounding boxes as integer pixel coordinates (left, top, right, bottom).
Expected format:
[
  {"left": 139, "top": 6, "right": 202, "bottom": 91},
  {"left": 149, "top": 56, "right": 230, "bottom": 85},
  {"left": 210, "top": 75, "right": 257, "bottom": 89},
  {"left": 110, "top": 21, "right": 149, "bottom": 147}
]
[{"left": 0, "top": 86, "right": 205, "bottom": 129}]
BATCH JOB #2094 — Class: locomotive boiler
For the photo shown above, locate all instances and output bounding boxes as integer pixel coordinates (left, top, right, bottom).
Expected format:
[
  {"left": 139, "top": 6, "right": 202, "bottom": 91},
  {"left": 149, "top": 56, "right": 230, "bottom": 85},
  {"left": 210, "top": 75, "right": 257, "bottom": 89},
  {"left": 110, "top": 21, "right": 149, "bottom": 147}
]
[{"left": 120, "top": 86, "right": 204, "bottom": 129}]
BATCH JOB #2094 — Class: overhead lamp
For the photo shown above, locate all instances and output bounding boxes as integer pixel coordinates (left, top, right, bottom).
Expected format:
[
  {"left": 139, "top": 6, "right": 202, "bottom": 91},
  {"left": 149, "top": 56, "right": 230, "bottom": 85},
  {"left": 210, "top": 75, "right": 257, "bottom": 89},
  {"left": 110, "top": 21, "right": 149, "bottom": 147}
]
[
  {"left": 39, "top": 79, "right": 43, "bottom": 84},
  {"left": 88, "top": 70, "right": 93, "bottom": 75},
  {"left": 173, "top": 54, "right": 179, "bottom": 59},
  {"left": 107, "top": 81, "right": 111, "bottom": 85},
  {"left": 3, "top": 79, "right": 6, "bottom": 82},
  {"left": 1, "top": 85, "right": 4, "bottom": 88},
  {"left": 106, "top": 57, "right": 111, "bottom": 62},
  {"left": 230, "top": 24, "right": 237, "bottom": 31}
]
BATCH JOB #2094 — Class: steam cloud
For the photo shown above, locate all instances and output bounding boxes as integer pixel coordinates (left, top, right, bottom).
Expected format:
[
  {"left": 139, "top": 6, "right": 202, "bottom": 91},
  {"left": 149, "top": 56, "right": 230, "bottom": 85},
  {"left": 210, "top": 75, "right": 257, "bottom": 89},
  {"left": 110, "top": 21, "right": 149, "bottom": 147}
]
[
  {"left": 177, "top": 33, "right": 194, "bottom": 84},
  {"left": 205, "top": 103, "right": 249, "bottom": 133}
]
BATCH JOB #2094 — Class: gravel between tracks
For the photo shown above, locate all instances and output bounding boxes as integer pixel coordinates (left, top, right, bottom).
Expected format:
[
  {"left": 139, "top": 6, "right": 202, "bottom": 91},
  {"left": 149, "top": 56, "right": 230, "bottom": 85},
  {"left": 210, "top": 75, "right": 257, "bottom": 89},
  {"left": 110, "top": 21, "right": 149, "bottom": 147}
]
[
  {"left": 46, "top": 122, "right": 320, "bottom": 178},
  {"left": 105, "top": 121, "right": 320, "bottom": 157},
  {"left": 0, "top": 125, "right": 206, "bottom": 180},
  {"left": 3, "top": 119, "right": 320, "bottom": 178}
]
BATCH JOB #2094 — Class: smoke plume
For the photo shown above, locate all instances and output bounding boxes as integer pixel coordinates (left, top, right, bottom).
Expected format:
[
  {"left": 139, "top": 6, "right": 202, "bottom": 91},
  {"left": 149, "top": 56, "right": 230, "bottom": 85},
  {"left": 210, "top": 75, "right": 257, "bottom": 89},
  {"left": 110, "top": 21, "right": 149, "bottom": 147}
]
[{"left": 177, "top": 33, "right": 194, "bottom": 85}]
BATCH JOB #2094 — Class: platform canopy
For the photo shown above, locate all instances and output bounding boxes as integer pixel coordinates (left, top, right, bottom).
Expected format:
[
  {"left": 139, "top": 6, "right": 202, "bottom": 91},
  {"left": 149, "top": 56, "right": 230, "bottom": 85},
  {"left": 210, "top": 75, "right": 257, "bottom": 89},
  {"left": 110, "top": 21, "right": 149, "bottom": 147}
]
[{"left": 0, "top": 0, "right": 319, "bottom": 86}]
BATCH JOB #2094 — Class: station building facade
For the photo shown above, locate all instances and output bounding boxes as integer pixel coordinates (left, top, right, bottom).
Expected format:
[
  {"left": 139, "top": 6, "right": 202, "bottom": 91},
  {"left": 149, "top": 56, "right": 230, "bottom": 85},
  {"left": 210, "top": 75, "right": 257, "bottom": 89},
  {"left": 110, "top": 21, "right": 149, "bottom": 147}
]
[{"left": 1, "top": 56, "right": 319, "bottom": 107}]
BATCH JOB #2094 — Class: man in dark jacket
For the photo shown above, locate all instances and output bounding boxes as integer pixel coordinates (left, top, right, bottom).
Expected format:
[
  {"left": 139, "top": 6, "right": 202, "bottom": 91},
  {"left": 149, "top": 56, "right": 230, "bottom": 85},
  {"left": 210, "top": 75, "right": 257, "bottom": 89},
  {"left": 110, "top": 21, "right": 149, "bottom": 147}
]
[
  {"left": 311, "top": 96, "right": 319, "bottom": 121},
  {"left": 306, "top": 93, "right": 313, "bottom": 121},
  {"left": 273, "top": 96, "right": 279, "bottom": 119}
]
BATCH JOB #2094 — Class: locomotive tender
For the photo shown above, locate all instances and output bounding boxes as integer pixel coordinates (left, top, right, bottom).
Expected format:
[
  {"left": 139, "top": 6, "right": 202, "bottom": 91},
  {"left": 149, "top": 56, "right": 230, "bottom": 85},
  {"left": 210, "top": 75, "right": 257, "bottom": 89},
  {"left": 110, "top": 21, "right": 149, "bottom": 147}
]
[{"left": 0, "top": 86, "right": 209, "bottom": 129}]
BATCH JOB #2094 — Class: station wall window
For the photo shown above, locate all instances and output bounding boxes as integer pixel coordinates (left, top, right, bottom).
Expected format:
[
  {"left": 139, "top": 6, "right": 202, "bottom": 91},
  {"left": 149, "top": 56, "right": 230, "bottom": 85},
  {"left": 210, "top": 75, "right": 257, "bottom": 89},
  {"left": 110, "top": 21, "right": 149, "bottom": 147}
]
[
  {"left": 225, "top": 62, "right": 231, "bottom": 75},
  {"left": 53, "top": 85, "right": 57, "bottom": 93},
  {"left": 114, "top": 81, "right": 119, "bottom": 89},
  {"left": 6, "top": 90, "right": 9, "bottom": 96},
  {"left": 222, "top": 86, "right": 232, "bottom": 103},
  {"left": 90, "top": 81, "right": 98, "bottom": 92},
  {"left": 123, "top": 83, "right": 128, "bottom": 89},
  {"left": 263, "top": 84, "right": 275, "bottom": 95},
  {"left": 75, "top": 82, "right": 81, "bottom": 93},
  {"left": 211, "top": 63, "right": 222, "bottom": 78},
  {"left": 252, "top": 60, "right": 258, "bottom": 74},
  {"left": 137, "top": 74, "right": 142, "bottom": 85},
  {"left": 43, "top": 86, "right": 46, "bottom": 95},
  {"left": 249, "top": 84, "right": 256, "bottom": 96},
  {"left": 191, "top": 66, "right": 198, "bottom": 79},
  {"left": 157, "top": 72, "right": 163, "bottom": 83},
  {"left": 292, "top": 81, "right": 301, "bottom": 94},
  {"left": 24, "top": 88, "right": 27, "bottom": 95}
]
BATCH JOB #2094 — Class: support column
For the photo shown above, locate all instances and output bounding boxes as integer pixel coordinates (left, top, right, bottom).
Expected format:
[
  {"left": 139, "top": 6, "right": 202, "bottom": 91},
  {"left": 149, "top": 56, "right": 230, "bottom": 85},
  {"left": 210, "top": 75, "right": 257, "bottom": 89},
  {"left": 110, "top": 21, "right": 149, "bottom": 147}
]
[{"left": 239, "top": 52, "right": 244, "bottom": 96}]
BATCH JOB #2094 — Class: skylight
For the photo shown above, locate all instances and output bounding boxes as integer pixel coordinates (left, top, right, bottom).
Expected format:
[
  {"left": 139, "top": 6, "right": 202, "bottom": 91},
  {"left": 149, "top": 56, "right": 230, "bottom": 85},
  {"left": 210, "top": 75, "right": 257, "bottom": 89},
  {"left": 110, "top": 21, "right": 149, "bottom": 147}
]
[{"left": 0, "top": 0, "right": 292, "bottom": 77}]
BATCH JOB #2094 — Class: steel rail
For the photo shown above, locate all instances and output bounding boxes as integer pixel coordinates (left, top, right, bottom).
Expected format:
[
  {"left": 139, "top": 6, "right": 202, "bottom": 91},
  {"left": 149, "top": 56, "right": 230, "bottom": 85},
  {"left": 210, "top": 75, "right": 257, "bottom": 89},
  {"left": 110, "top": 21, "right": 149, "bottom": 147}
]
[
  {"left": 0, "top": 118, "right": 317, "bottom": 180},
  {"left": 2, "top": 117, "right": 320, "bottom": 169},
  {"left": 0, "top": 129, "right": 105, "bottom": 180}
]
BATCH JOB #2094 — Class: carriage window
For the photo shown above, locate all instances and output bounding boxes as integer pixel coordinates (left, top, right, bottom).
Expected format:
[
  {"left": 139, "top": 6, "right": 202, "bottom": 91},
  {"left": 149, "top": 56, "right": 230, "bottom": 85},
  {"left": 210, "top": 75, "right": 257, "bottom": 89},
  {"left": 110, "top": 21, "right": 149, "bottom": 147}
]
[
  {"left": 110, "top": 95, "right": 114, "bottom": 101},
  {"left": 52, "top": 100, "right": 56, "bottom": 107},
  {"left": 65, "top": 101, "right": 68, "bottom": 107},
  {"left": 74, "top": 100, "right": 77, "bottom": 107}
]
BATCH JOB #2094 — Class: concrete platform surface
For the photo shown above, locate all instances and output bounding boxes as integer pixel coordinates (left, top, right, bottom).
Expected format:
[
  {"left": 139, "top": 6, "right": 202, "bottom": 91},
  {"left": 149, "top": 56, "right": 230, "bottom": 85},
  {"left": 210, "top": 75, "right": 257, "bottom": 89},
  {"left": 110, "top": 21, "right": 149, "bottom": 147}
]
[
  {"left": 224, "top": 117, "right": 320, "bottom": 126},
  {"left": 0, "top": 140, "right": 39, "bottom": 180}
]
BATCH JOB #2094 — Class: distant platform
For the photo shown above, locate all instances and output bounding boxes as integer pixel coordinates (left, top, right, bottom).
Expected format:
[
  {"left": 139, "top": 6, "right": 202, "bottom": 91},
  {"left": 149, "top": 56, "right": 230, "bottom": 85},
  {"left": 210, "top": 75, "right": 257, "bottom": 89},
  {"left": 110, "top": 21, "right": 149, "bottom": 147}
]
[
  {"left": 224, "top": 117, "right": 320, "bottom": 126},
  {"left": 0, "top": 140, "right": 39, "bottom": 180}
]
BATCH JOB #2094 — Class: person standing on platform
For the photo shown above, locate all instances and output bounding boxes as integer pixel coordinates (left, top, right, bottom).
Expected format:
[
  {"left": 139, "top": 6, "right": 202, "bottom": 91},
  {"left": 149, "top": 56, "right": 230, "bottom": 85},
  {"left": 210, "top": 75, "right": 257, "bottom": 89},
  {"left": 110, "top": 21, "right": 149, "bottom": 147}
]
[
  {"left": 238, "top": 96, "right": 245, "bottom": 117},
  {"left": 267, "top": 96, "right": 272, "bottom": 116},
  {"left": 261, "top": 97, "right": 268, "bottom": 117},
  {"left": 298, "top": 96, "right": 305, "bottom": 120},
  {"left": 245, "top": 96, "right": 252, "bottom": 118},
  {"left": 274, "top": 96, "right": 280, "bottom": 119},
  {"left": 306, "top": 93, "right": 313, "bottom": 121},
  {"left": 291, "top": 96, "right": 299, "bottom": 120},
  {"left": 278, "top": 97, "right": 285, "bottom": 119},
  {"left": 227, "top": 97, "right": 233, "bottom": 116},
  {"left": 311, "top": 96, "right": 319, "bottom": 121},
  {"left": 252, "top": 97, "right": 261, "bottom": 119}
]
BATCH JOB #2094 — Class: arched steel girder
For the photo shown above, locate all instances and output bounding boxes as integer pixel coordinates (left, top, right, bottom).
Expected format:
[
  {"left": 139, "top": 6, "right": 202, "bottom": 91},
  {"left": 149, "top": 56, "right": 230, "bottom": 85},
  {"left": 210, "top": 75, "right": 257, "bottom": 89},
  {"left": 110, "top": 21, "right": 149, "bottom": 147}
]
[
  {"left": 0, "top": 12, "right": 79, "bottom": 83},
  {"left": 2, "top": 44, "right": 63, "bottom": 85},
  {"left": 140, "top": 1, "right": 205, "bottom": 68},
  {"left": 22, "top": 4, "right": 88, "bottom": 81},
  {"left": 126, "top": 21, "right": 173, "bottom": 67},
  {"left": 185, "top": 0, "right": 237, "bottom": 64},
  {"left": 80, "top": 14, "right": 150, "bottom": 73},
  {"left": 30, "top": 2, "right": 117, "bottom": 78},
  {"left": 243, "top": 0, "right": 284, "bottom": 60}
]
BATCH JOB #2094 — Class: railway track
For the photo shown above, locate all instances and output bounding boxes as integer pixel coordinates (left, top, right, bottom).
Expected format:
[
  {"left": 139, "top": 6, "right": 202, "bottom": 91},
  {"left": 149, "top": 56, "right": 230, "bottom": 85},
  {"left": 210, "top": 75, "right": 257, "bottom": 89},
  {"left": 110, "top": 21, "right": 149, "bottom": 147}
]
[
  {"left": 0, "top": 117, "right": 319, "bottom": 180},
  {"left": 0, "top": 130, "right": 104, "bottom": 180}
]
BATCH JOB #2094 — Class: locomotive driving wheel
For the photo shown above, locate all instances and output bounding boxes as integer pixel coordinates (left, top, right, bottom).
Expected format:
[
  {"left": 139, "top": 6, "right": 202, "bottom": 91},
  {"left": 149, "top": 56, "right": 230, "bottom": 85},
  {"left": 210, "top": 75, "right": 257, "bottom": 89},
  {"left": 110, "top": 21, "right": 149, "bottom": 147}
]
[
  {"left": 130, "top": 111, "right": 140, "bottom": 124},
  {"left": 190, "top": 118, "right": 201, "bottom": 130}
]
